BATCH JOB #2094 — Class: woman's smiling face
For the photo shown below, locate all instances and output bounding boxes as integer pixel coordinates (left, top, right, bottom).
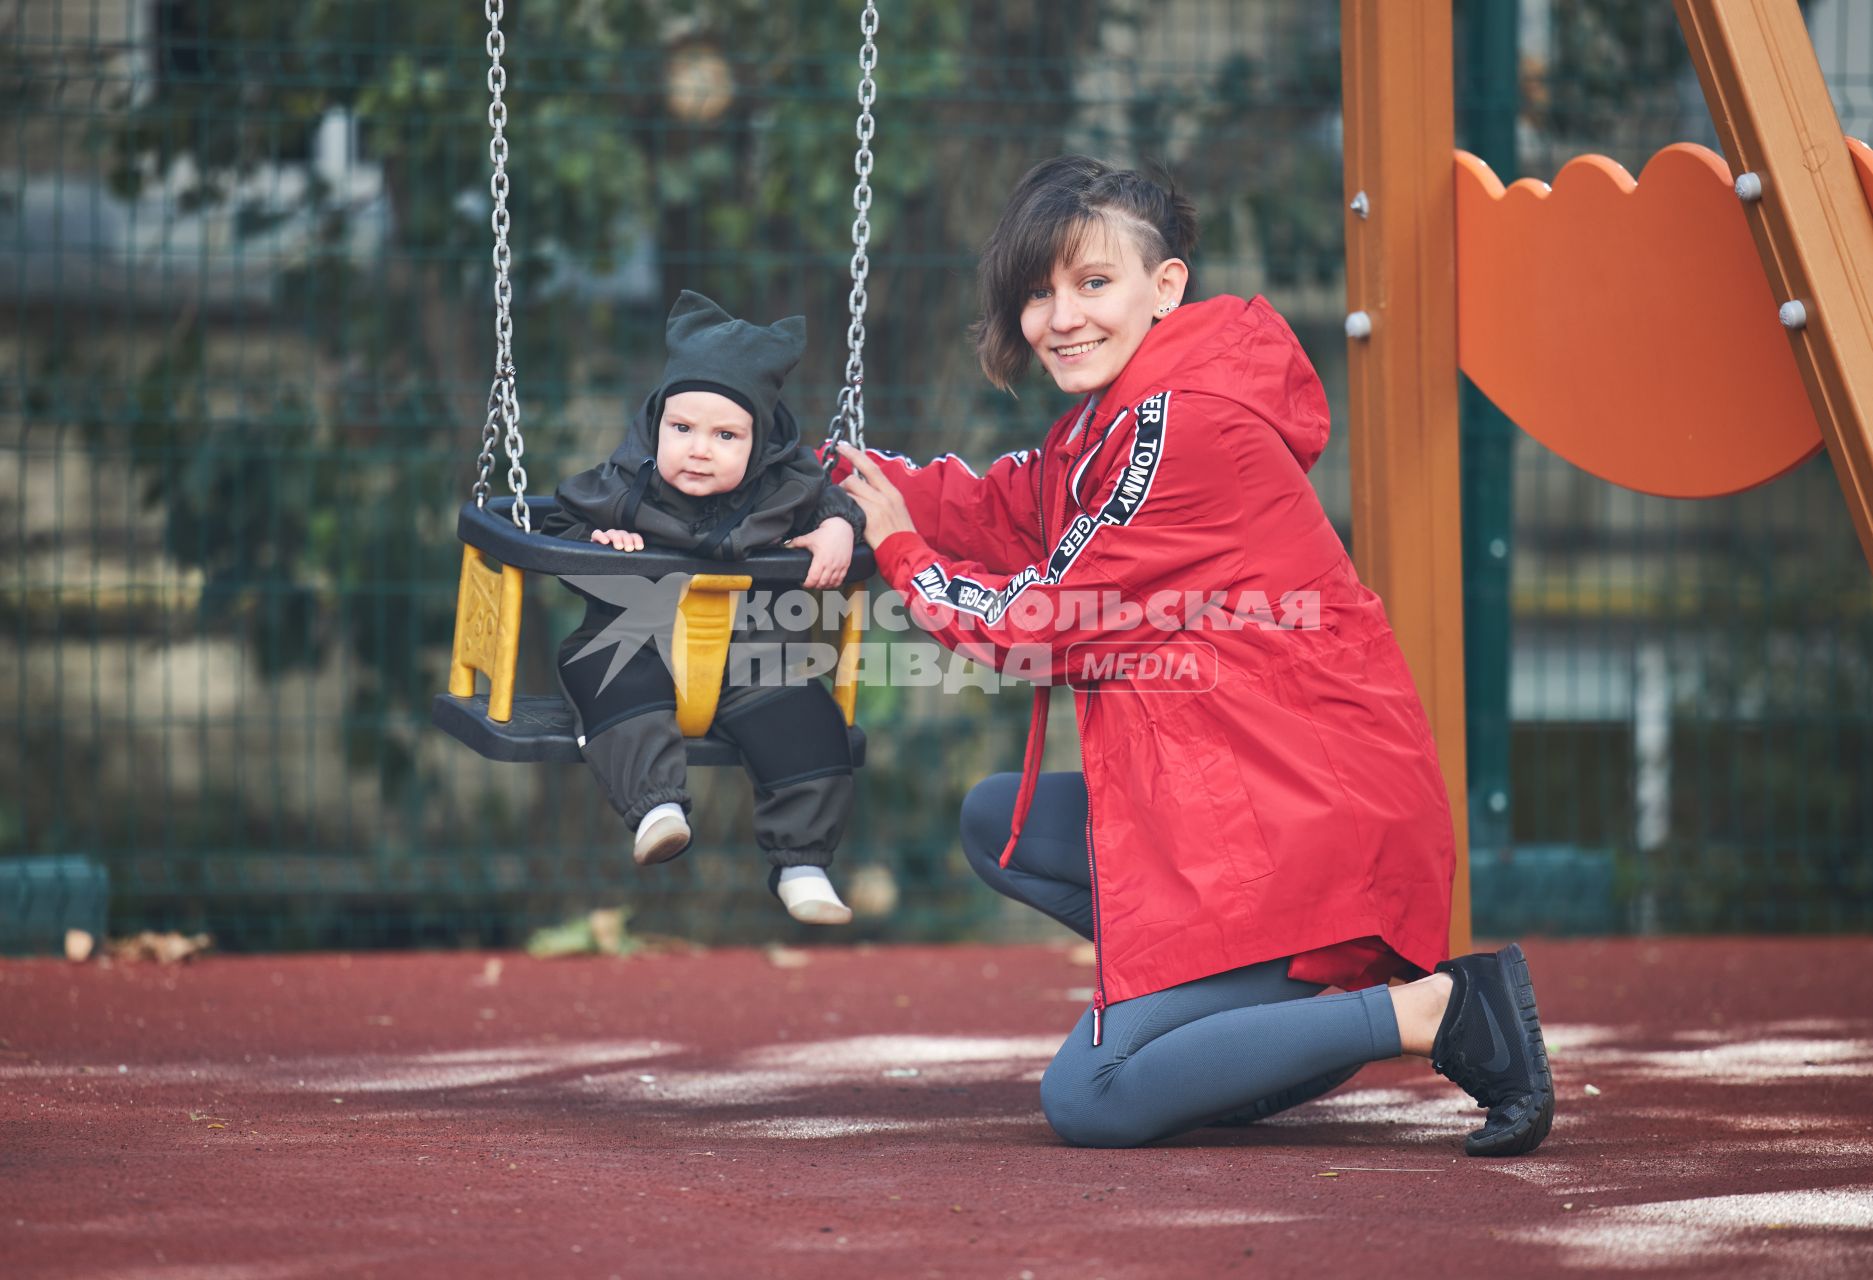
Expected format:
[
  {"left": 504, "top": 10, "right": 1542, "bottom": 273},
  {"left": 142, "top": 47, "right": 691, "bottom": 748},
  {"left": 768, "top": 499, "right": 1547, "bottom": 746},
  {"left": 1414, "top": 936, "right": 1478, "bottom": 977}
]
[{"left": 1019, "top": 221, "right": 1187, "bottom": 396}]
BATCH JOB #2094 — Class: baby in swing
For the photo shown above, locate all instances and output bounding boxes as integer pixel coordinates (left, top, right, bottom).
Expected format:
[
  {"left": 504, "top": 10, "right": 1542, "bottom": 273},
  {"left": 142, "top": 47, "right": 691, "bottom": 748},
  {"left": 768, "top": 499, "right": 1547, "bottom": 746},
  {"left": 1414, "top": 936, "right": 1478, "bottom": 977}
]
[{"left": 540, "top": 291, "right": 864, "bottom": 924}]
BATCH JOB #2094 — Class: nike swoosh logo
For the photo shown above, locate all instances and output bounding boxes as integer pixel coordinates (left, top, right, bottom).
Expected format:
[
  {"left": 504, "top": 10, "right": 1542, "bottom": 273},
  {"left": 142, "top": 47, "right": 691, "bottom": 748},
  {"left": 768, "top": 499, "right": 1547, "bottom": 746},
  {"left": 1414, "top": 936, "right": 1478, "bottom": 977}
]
[{"left": 1478, "top": 994, "right": 1514, "bottom": 1073}]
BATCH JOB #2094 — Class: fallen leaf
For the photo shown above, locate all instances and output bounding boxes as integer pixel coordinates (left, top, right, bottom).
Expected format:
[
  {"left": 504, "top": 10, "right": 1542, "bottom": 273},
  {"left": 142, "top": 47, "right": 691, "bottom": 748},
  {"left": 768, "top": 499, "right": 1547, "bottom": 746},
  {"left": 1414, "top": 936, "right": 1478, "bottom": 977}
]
[
  {"left": 1584, "top": 1083, "right": 1602, "bottom": 1097},
  {"left": 629, "top": 934, "right": 710, "bottom": 957},
  {"left": 107, "top": 931, "right": 212, "bottom": 964},
  {"left": 765, "top": 944, "right": 811, "bottom": 970},
  {"left": 525, "top": 918, "right": 595, "bottom": 959},
  {"left": 526, "top": 909, "right": 640, "bottom": 959},
  {"left": 472, "top": 958, "right": 504, "bottom": 988},
  {"left": 588, "top": 909, "right": 627, "bottom": 956},
  {"left": 1066, "top": 942, "right": 1097, "bottom": 968},
  {"left": 64, "top": 930, "right": 95, "bottom": 963}
]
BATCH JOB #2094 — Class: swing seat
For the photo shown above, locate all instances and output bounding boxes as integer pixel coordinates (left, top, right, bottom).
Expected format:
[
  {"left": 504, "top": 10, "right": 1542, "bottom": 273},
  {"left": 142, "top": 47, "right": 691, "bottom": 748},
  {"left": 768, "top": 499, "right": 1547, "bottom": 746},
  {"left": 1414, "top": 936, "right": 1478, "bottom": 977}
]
[{"left": 432, "top": 498, "right": 873, "bottom": 768}]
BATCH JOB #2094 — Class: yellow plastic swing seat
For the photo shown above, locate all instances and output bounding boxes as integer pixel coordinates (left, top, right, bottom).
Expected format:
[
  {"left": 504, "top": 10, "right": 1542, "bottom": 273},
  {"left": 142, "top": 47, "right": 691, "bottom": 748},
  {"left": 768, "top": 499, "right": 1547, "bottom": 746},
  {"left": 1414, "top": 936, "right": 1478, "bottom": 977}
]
[{"left": 430, "top": 499, "right": 868, "bottom": 767}]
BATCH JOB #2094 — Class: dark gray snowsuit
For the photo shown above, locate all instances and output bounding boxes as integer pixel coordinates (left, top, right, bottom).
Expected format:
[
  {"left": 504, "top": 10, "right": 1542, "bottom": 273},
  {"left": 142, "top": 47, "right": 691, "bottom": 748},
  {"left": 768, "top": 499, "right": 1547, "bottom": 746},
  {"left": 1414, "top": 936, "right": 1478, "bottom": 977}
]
[{"left": 541, "top": 291, "right": 864, "bottom": 871}]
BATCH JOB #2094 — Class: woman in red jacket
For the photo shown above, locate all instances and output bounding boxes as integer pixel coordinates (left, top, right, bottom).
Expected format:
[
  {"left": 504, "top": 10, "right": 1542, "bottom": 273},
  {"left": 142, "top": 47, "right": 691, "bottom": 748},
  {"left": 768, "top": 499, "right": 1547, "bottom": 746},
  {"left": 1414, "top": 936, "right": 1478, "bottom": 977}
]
[{"left": 837, "top": 156, "right": 1554, "bottom": 1155}]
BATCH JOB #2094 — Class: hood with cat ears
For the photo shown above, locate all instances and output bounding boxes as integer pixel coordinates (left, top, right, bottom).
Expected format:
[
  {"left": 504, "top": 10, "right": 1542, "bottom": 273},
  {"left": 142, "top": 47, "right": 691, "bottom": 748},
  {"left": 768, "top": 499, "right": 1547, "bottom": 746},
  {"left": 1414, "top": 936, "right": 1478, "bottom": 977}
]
[{"left": 639, "top": 290, "right": 807, "bottom": 484}]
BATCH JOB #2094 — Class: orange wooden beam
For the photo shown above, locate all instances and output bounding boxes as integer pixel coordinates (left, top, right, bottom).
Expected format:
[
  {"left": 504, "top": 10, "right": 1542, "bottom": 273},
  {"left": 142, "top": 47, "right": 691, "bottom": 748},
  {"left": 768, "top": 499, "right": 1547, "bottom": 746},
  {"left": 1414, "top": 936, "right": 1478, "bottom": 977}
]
[
  {"left": 1675, "top": 0, "right": 1873, "bottom": 570},
  {"left": 1340, "top": 0, "right": 1471, "bottom": 958}
]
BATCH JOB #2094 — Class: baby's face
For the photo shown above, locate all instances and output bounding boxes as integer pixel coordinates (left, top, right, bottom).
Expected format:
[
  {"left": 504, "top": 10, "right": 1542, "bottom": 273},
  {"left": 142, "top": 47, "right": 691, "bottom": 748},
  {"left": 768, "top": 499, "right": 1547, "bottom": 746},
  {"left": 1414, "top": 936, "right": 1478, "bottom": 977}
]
[{"left": 657, "top": 390, "right": 754, "bottom": 497}]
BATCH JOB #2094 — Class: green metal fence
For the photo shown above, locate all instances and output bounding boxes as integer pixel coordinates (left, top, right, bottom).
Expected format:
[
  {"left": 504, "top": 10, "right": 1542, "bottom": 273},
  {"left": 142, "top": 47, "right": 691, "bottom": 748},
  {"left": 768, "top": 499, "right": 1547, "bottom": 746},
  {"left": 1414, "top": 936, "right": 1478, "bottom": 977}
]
[
  {"left": 1465, "top": 0, "right": 1873, "bottom": 934},
  {"left": 3, "top": 0, "right": 1869, "bottom": 952}
]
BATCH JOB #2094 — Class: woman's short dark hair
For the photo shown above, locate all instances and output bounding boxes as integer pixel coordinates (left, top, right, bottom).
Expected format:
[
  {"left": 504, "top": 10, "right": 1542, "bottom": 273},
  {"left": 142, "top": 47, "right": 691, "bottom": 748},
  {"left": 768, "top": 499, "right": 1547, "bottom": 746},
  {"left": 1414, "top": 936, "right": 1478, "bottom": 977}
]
[{"left": 971, "top": 155, "right": 1200, "bottom": 392}]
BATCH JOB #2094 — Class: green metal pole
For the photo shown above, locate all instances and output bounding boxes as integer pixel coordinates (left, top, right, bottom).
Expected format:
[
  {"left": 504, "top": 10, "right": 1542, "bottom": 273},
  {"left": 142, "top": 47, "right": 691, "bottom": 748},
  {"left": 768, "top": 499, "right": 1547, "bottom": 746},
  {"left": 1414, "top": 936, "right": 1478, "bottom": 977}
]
[{"left": 1458, "top": 0, "right": 1519, "bottom": 859}]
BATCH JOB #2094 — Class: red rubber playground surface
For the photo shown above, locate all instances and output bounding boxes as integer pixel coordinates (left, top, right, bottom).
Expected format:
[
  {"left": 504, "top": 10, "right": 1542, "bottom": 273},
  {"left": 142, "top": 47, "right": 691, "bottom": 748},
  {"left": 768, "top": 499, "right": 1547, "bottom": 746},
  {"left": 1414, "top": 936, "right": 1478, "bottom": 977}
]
[{"left": 4, "top": 938, "right": 1872, "bottom": 1279}]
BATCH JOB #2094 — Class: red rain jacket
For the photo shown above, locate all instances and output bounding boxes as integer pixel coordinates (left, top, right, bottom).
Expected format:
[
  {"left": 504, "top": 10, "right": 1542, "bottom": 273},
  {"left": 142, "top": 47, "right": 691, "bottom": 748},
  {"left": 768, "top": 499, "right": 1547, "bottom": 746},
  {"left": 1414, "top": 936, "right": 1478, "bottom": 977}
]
[{"left": 863, "top": 295, "right": 1455, "bottom": 1031}]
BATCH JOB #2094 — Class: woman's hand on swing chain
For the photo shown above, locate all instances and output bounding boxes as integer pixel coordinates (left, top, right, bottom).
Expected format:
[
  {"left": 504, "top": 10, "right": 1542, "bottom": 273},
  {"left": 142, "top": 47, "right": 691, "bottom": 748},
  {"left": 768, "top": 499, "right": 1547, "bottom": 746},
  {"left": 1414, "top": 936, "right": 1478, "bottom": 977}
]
[
  {"left": 787, "top": 516, "right": 855, "bottom": 590},
  {"left": 590, "top": 528, "right": 644, "bottom": 553},
  {"left": 836, "top": 443, "right": 917, "bottom": 548}
]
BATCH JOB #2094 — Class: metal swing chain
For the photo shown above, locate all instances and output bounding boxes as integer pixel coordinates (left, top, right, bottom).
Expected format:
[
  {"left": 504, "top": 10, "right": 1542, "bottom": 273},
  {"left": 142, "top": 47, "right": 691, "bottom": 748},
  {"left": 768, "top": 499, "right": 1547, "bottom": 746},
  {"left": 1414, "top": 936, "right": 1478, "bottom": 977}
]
[
  {"left": 824, "top": 0, "right": 878, "bottom": 466},
  {"left": 474, "top": 0, "right": 530, "bottom": 530}
]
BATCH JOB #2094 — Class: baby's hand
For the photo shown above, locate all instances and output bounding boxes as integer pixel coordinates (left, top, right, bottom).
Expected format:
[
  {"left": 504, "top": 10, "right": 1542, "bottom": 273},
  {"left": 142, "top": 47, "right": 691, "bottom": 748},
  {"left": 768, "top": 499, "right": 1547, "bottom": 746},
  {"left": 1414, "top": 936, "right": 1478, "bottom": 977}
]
[
  {"left": 591, "top": 529, "right": 644, "bottom": 553},
  {"left": 786, "top": 516, "right": 854, "bottom": 590}
]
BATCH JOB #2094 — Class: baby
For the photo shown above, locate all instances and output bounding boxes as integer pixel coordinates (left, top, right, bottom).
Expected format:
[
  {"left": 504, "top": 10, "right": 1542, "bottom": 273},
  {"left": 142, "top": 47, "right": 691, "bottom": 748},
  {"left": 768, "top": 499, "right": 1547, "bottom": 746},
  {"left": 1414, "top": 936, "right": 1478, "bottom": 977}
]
[{"left": 541, "top": 291, "right": 864, "bottom": 924}]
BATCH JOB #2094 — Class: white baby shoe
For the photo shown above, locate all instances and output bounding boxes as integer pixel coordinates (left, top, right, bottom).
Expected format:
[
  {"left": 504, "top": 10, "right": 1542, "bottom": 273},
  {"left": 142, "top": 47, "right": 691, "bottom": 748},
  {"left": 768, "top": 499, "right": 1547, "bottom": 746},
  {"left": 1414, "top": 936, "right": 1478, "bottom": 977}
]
[
  {"left": 633, "top": 803, "right": 691, "bottom": 867},
  {"left": 775, "top": 866, "right": 853, "bottom": 925}
]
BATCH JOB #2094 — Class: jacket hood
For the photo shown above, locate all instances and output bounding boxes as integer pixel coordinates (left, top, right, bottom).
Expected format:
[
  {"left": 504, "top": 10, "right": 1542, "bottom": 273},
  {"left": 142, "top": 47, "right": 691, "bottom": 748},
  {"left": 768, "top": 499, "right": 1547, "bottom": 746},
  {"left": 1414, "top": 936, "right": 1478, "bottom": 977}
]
[
  {"left": 1098, "top": 295, "right": 1331, "bottom": 473},
  {"left": 626, "top": 290, "right": 808, "bottom": 493}
]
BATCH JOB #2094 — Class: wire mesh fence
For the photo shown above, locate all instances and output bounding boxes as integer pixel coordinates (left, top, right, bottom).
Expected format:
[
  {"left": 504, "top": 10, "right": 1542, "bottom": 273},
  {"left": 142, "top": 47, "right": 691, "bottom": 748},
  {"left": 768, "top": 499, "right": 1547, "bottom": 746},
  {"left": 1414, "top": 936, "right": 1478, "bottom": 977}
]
[{"left": 2, "top": 0, "right": 1869, "bottom": 951}]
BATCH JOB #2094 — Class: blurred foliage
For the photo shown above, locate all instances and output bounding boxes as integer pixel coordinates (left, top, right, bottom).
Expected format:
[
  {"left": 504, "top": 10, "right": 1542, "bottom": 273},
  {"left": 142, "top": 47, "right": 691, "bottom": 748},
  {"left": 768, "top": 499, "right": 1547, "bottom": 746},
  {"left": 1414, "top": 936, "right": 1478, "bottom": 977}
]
[
  {"left": 47, "top": 0, "right": 1116, "bottom": 854},
  {"left": 1534, "top": 0, "right": 1693, "bottom": 142},
  {"left": 1190, "top": 21, "right": 1344, "bottom": 289},
  {"left": 89, "top": 1, "right": 996, "bottom": 788}
]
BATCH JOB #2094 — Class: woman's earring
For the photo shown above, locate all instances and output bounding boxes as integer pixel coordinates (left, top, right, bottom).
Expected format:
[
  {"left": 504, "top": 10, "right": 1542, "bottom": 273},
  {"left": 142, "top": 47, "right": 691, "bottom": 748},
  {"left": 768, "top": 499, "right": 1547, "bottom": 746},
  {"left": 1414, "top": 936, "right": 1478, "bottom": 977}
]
[{"left": 1158, "top": 303, "right": 1177, "bottom": 315}]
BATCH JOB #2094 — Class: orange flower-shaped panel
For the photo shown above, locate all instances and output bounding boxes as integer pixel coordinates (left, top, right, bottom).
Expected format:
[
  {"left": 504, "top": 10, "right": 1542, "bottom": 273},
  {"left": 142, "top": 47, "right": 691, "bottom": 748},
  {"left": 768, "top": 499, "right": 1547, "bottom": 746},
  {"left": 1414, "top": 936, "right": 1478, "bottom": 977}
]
[{"left": 1455, "top": 145, "right": 1823, "bottom": 497}]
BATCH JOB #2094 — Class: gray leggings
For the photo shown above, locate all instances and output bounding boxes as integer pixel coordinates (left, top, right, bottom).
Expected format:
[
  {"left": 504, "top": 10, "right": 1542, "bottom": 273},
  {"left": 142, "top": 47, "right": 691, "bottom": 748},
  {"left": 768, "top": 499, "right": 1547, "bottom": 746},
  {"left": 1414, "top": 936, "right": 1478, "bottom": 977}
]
[{"left": 961, "top": 772, "right": 1403, "bottom": 1148}]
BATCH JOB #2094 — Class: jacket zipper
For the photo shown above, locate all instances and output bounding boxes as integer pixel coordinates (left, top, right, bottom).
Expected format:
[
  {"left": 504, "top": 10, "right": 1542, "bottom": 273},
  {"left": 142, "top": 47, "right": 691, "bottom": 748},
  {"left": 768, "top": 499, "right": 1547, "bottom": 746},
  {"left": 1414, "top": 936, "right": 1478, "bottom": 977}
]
[
  {"left": 1078, "top": 694, "right": 1106, "bottom": 1047},
  {"left": 1051, "top": 404, "right": 1107, "bottom": 1045},
  {"left": 1084, "top": 769, "right": 1107, "bottom": 1046},
  {"left": 1032, "top": 443, "right": 1048, "bottom": 551}
]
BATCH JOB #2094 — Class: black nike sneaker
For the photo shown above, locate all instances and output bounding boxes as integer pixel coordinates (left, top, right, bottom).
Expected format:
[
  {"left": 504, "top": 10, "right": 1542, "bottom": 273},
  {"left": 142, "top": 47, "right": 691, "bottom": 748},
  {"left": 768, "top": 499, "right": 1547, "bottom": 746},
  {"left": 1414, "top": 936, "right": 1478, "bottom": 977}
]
[{"left": 1430, "top": 943, "right": 1555, "bottom": 1156}]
